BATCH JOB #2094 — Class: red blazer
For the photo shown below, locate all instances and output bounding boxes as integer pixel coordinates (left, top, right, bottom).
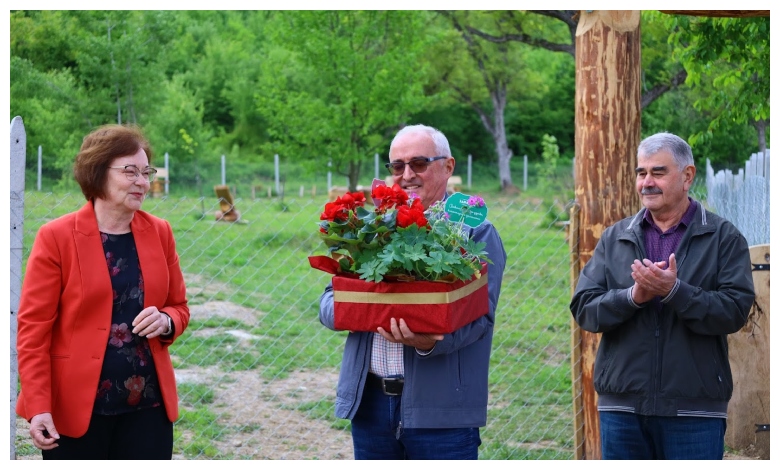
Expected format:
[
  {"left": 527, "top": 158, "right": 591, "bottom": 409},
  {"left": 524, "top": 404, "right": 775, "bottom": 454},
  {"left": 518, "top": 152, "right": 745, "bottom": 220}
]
[{"left": 15, "top": 201, "right": 190, "bottom": 437}]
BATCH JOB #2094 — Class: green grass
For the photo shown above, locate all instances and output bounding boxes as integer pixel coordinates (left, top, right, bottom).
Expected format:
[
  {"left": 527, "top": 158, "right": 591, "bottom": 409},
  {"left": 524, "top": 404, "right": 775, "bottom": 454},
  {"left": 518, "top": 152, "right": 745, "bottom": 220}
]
[
  {"left": 17, "top": 176, "right": 578, "bottom": 459},
  {"left": 282, "top": 399, "right": 352, "bottom": 432},
  {"left": 14, "top": 435, "right": 38, "bottom": 458}
]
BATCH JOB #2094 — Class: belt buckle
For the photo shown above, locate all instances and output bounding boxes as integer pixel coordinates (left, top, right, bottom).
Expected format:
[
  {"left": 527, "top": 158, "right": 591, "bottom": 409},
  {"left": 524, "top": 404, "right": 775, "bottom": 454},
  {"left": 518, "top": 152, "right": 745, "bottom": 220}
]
[{"left": 381, "top": 377, "right": 404, "bottom": 396}]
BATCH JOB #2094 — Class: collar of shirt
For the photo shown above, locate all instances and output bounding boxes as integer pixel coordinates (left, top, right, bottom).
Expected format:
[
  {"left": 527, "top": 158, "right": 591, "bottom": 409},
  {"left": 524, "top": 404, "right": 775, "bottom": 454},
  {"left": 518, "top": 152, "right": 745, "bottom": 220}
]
[{"left": 642, "top": 197, "right": 698, "bottom": 233}]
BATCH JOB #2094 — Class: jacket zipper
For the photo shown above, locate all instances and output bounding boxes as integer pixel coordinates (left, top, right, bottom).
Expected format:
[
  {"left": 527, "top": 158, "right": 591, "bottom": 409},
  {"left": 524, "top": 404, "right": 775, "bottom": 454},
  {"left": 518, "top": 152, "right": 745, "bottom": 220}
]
[{"left": 653, "top": 316, "right": 660, "bottom": 414}]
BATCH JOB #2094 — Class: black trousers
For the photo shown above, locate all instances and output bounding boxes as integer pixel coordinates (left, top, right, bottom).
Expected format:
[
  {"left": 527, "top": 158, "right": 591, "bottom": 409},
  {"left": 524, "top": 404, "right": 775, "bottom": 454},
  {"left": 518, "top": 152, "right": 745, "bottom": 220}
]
[{"left": 42, "top": 406, "right": 173, "bottom": 460}]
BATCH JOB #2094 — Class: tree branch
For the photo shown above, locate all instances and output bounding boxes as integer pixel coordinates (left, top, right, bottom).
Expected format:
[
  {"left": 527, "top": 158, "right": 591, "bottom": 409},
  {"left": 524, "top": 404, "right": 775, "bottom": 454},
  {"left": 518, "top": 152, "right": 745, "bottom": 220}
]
[
  {"left": 463, "top": 25, "right": 575, "bottom": 55},
  {"left": 641, "top": 69, "right": 688, "bottom": 109},
  {"left": 451, "top": 10, "right": 577, "bottom": 57}
]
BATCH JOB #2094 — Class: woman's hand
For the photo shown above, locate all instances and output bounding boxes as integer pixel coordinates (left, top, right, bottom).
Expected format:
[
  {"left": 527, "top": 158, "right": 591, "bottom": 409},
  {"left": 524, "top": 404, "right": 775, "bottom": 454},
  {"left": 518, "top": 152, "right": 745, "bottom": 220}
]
[
  {"left": 132, "top": 306, "right": 171, "bottom": 338},
  {"left": 29, "top": 412, "right": 59, "bottom": 450}
]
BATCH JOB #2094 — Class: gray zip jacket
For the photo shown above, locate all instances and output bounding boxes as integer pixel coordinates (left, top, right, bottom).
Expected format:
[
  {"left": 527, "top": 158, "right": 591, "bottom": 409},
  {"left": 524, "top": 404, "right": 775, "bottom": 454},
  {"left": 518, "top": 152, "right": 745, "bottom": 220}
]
[
  {"left": 319, "top": 220, "right": 506, "bottom": 429},
  {"left": 570, "top": 201, "right": 754, "bottom": 417}
]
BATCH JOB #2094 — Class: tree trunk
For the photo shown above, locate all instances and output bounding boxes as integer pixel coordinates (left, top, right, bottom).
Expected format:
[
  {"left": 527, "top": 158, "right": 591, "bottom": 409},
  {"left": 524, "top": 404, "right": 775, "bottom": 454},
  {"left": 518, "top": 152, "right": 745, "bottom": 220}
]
[
  {"left": 492, "top": 85, "right": 517, "bottom": 193},
  {"left": 572, "top": 10, "right": 642, "bottom": 460},
  {"left": 753, "top": 118, "right": 768, "bottom": 152},
  {"left": 347, "top": 160, "right": 362, "bottom": 193}
]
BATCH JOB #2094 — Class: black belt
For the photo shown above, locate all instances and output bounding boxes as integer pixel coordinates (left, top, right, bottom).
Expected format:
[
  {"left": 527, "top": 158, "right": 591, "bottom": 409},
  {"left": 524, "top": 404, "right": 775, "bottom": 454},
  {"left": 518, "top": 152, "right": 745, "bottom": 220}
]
[{"left": 367, "top": 374, "right": 404, "bottom": 396}]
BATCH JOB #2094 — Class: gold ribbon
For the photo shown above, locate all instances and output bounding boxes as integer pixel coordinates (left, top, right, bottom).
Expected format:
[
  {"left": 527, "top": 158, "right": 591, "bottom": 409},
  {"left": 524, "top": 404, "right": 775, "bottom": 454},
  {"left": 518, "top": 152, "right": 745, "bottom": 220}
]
[{"left": 334, "top": 273, "right": 487, "bottom": 305}]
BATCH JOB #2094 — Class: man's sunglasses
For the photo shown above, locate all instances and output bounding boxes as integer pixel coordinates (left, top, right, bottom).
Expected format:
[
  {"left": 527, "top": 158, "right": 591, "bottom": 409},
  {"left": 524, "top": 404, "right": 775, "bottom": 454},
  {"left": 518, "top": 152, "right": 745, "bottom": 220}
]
[{"left": 385, "top": 156, "right": 448, "bottom": 176}]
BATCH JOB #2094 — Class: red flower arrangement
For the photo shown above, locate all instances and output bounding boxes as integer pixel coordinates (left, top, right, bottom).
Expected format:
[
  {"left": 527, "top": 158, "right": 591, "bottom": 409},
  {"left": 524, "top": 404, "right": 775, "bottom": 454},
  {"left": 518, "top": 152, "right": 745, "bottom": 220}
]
[{"left": 316, "top": 183, "right": 490, "bottom": 283}]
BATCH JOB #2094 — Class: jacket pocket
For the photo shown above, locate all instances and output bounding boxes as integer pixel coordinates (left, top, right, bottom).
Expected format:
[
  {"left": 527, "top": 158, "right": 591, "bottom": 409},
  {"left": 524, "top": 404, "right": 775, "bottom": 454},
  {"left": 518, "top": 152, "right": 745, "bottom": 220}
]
[{"left": 594, "top": 350, "right": 614, "bottom": 392}]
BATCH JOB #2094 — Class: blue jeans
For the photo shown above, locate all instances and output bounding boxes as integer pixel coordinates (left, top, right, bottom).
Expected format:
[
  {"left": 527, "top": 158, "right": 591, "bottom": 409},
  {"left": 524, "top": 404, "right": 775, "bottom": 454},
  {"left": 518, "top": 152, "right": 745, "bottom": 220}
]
[
  {"left": 599, "top": 411, "right": 726, "bottom": 460},
  {"left": 351, "top": 377, "right": 481, "bottom": 459}
]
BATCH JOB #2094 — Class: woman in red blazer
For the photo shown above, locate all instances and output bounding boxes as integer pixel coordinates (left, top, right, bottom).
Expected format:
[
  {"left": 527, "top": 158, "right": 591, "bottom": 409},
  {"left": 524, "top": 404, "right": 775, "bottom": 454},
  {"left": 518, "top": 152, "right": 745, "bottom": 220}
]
[{"left": 16, "top": 124, "right": 190, "bottom": 459}]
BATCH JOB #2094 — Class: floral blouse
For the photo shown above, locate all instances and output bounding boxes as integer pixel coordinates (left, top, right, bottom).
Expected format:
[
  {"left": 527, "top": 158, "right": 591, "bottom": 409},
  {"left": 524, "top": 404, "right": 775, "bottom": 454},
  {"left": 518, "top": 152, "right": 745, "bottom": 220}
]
[{"left": 93, "top": 231, "right": 162, "bottom": 415}]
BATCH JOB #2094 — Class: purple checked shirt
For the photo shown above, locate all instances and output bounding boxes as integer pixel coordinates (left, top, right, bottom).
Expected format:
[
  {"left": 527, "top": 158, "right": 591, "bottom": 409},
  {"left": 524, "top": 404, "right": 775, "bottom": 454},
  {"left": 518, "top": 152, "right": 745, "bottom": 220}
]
[{"left": 635, "top": 197, "right": 698, "bottom": 309}]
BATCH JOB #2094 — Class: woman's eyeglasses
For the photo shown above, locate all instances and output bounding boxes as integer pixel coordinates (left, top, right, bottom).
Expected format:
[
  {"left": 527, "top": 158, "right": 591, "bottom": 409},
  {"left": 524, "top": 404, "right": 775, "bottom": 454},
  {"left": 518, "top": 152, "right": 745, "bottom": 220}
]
[
  {"left": 385, "top": 156, "right": 447, "bottom": 176},
  {"left": 108, "top": 165, "right": 158, "bottom": 183}
]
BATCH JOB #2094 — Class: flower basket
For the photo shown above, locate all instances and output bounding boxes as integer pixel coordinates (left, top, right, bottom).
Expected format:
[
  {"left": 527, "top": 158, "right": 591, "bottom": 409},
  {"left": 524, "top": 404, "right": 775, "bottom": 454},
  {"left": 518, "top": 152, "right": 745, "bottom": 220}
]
[
  {"left": 311, "top": 182, "right": 493, "bottom": 334},
  {"left": 309, "top": 256, "right": 489, "bottom": 334}
]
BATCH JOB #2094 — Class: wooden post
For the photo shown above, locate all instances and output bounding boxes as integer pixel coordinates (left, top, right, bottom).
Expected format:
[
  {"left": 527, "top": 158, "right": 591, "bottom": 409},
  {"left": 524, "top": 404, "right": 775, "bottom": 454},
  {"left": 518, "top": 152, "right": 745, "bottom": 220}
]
[
  {"left": 725, "top": 245, "right": 770, "bottom": 459},
  {"left": 573, "top": 10, "right": 642, "bottom": 460},
  {"left": 569, "top": 203, "right": 585, "bottom": 460}
]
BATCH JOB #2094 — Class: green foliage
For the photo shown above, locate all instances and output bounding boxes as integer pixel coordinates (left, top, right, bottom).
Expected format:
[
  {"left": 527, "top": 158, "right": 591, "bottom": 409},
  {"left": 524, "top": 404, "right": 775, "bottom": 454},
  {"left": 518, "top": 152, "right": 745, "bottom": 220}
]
[
  {"left": 641, "top": 87, "right": 758, "bottom": 171},
  {"left": 665, "top": 14, "right": 770, "bottom": 144},
  {"left": 11, "top": 10, "right": 767, "bottom": 193},
  {"left": 255, "top": 11, "right": 434, "bottom": 190},
  {"left": 538, "top": 134, "right": 561, "bottom": 178},
  {"left": 533, "top": 134, "right": 573, "bottom": 202},
  {"left": 506, "top": 50, "right": 576, "bottom": 162}
]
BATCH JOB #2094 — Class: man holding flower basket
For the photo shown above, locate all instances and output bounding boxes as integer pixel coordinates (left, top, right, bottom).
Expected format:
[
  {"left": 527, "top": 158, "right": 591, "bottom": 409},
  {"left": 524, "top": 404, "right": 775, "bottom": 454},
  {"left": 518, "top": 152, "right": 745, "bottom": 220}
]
[{"left": 315, "top": 124, "right": 506, "bottom": 460}]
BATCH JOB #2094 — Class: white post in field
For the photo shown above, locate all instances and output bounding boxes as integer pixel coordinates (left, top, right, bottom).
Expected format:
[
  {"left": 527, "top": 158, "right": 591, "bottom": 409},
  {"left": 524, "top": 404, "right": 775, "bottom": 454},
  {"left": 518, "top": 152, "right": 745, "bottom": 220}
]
[
  {"left": 274, "top": 154, "right": 280, "bottom": 195},
  {"left": 374, "top": 153, "right": 379, "bottom": 180},
  {"left": 523, "top": 154, "right": 528, "bottom": 191},
  {"left": 37, "top": 145, "right": 42, "bottom": 191},
  {"left": 10, "top": 116, "right": 27, "bottom": 460},
  {"left": 467, "top": 154, "right": 472, "bottom": 189},
  {"left": 327, "top": 159, "right": 332, "bottom": 190},
  {"left": 221, "top": 155, "right": 226, "bottom": 186},
  {"left": 164, "top": 152, "right": 170, "bottom": 195}
]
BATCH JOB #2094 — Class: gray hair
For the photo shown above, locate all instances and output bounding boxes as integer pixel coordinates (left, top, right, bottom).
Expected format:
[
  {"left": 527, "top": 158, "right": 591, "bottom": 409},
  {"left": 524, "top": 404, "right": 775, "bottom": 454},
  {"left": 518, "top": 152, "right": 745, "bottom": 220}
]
[
  {"left": 390, "top": 124, "right": 452, "bottom": 157},
  {"left": 637, "top": 132, "right": 694, "bottom": 170}
]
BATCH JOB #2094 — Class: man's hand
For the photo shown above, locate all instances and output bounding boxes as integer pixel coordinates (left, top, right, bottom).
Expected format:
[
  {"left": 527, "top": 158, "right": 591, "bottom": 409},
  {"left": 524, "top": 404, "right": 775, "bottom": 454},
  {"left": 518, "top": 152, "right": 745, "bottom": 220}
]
[
  {"left": 630, "top": 253, "right": 678, "bottom": 302},
  {"left": 377, "top": 318, "right": 444, "bottom": 351},
  {"left": 29, "top": 412, "right": 59, "bottom": 450}
]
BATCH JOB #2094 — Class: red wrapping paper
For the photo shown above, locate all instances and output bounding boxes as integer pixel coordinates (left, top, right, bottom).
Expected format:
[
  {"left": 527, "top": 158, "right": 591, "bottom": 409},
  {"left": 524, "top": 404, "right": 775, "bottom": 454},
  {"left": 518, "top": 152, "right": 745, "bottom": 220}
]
[{"left": 309, "top": 256, "right": 489, "bottom": 334}]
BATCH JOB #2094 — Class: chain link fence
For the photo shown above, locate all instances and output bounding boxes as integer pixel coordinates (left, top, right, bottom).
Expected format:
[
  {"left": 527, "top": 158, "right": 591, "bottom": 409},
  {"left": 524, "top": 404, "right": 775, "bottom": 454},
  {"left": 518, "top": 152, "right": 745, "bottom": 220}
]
[
  {"left": 11, "top": 172, "right": 764, "bottom": 460},
  {"left": 11, "top": 187, "right": 580, "bottom": 460}
]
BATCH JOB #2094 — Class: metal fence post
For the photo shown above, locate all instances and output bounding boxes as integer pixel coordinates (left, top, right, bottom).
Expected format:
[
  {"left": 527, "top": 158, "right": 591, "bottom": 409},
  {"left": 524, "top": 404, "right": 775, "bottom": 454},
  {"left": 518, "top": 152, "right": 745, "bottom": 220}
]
[{"left": 10, "top": 116, "right": 27, "bottom": 460}]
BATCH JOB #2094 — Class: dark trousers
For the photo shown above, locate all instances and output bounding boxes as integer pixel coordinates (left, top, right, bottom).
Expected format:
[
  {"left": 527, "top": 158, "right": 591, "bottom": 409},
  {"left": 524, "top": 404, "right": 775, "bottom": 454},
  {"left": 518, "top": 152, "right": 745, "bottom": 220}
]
[
  {"left": 42, "top": 406, "right": 173, "bottom": 460},
  {"left": 599, "top": 411, "right": 726, "bottom": 460},
  {"left": 351, "top": 376, "right": 481, "bottom": 459}
]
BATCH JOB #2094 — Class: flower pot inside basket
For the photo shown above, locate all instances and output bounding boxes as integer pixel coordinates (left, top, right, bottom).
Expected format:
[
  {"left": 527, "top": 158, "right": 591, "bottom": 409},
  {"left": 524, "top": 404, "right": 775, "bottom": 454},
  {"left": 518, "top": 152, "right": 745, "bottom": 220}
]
[{"left": 330, "top": 263, "right": 489, "bottom": 335}]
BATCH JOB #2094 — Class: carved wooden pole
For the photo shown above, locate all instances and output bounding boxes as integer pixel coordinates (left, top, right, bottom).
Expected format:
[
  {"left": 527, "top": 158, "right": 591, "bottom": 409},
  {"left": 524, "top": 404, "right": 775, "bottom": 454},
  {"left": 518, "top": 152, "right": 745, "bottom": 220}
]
[{"left": 573, "top": 10, "right": 642, "bottom": 460}]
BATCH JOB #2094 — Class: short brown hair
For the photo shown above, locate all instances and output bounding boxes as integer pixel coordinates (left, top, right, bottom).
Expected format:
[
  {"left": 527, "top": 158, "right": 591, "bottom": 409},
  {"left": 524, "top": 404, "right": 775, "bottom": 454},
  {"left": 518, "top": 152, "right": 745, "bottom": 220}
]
[{"left": 73, "top": 124, "right": 153, "bottom": 201}]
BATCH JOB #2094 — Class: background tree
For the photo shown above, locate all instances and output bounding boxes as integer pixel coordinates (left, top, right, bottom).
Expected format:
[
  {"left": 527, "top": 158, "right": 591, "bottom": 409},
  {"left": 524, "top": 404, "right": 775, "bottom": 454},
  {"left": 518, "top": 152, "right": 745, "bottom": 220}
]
[
  {"left": 663, "top": 13, "right": 770, "bottom": 151},
  {"left": 457, "top": 10, "right": 689, "bottom": 110},
  {"left": 435, "top": 11, "right": 573, "bottom": 194},
  {"left": 255, "top": 11, "right": 434, "bottom": 191},
  {"left": 10, "top": 10, "right": 768, "bottom": 189}
]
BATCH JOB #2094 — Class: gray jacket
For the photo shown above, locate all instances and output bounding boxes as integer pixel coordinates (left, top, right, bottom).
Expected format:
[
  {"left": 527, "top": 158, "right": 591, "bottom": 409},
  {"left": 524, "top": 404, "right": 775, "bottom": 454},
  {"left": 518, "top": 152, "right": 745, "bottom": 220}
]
[
  {"left": 570, "top": 201, "right": 755, "bottom": 417},
  {"left": 319, "top": 220, "right": 506, "bottom": 428}
]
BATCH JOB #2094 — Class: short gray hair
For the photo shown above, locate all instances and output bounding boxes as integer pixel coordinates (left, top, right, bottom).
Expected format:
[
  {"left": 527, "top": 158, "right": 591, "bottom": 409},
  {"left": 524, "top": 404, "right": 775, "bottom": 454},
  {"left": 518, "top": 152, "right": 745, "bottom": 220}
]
[
  {"left": 390, "top": 124, "right": 452, "bottom": 157},
  {"left": 637, "top": 132, "right": 694, "bottom": 170}
]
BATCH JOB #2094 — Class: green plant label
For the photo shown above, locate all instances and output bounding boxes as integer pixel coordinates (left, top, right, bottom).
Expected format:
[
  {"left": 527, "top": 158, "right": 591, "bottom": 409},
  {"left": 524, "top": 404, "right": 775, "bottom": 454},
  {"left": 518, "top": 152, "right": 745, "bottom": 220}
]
[{"left": 444, "top": 192, "right": 488, "bottom": 228}]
